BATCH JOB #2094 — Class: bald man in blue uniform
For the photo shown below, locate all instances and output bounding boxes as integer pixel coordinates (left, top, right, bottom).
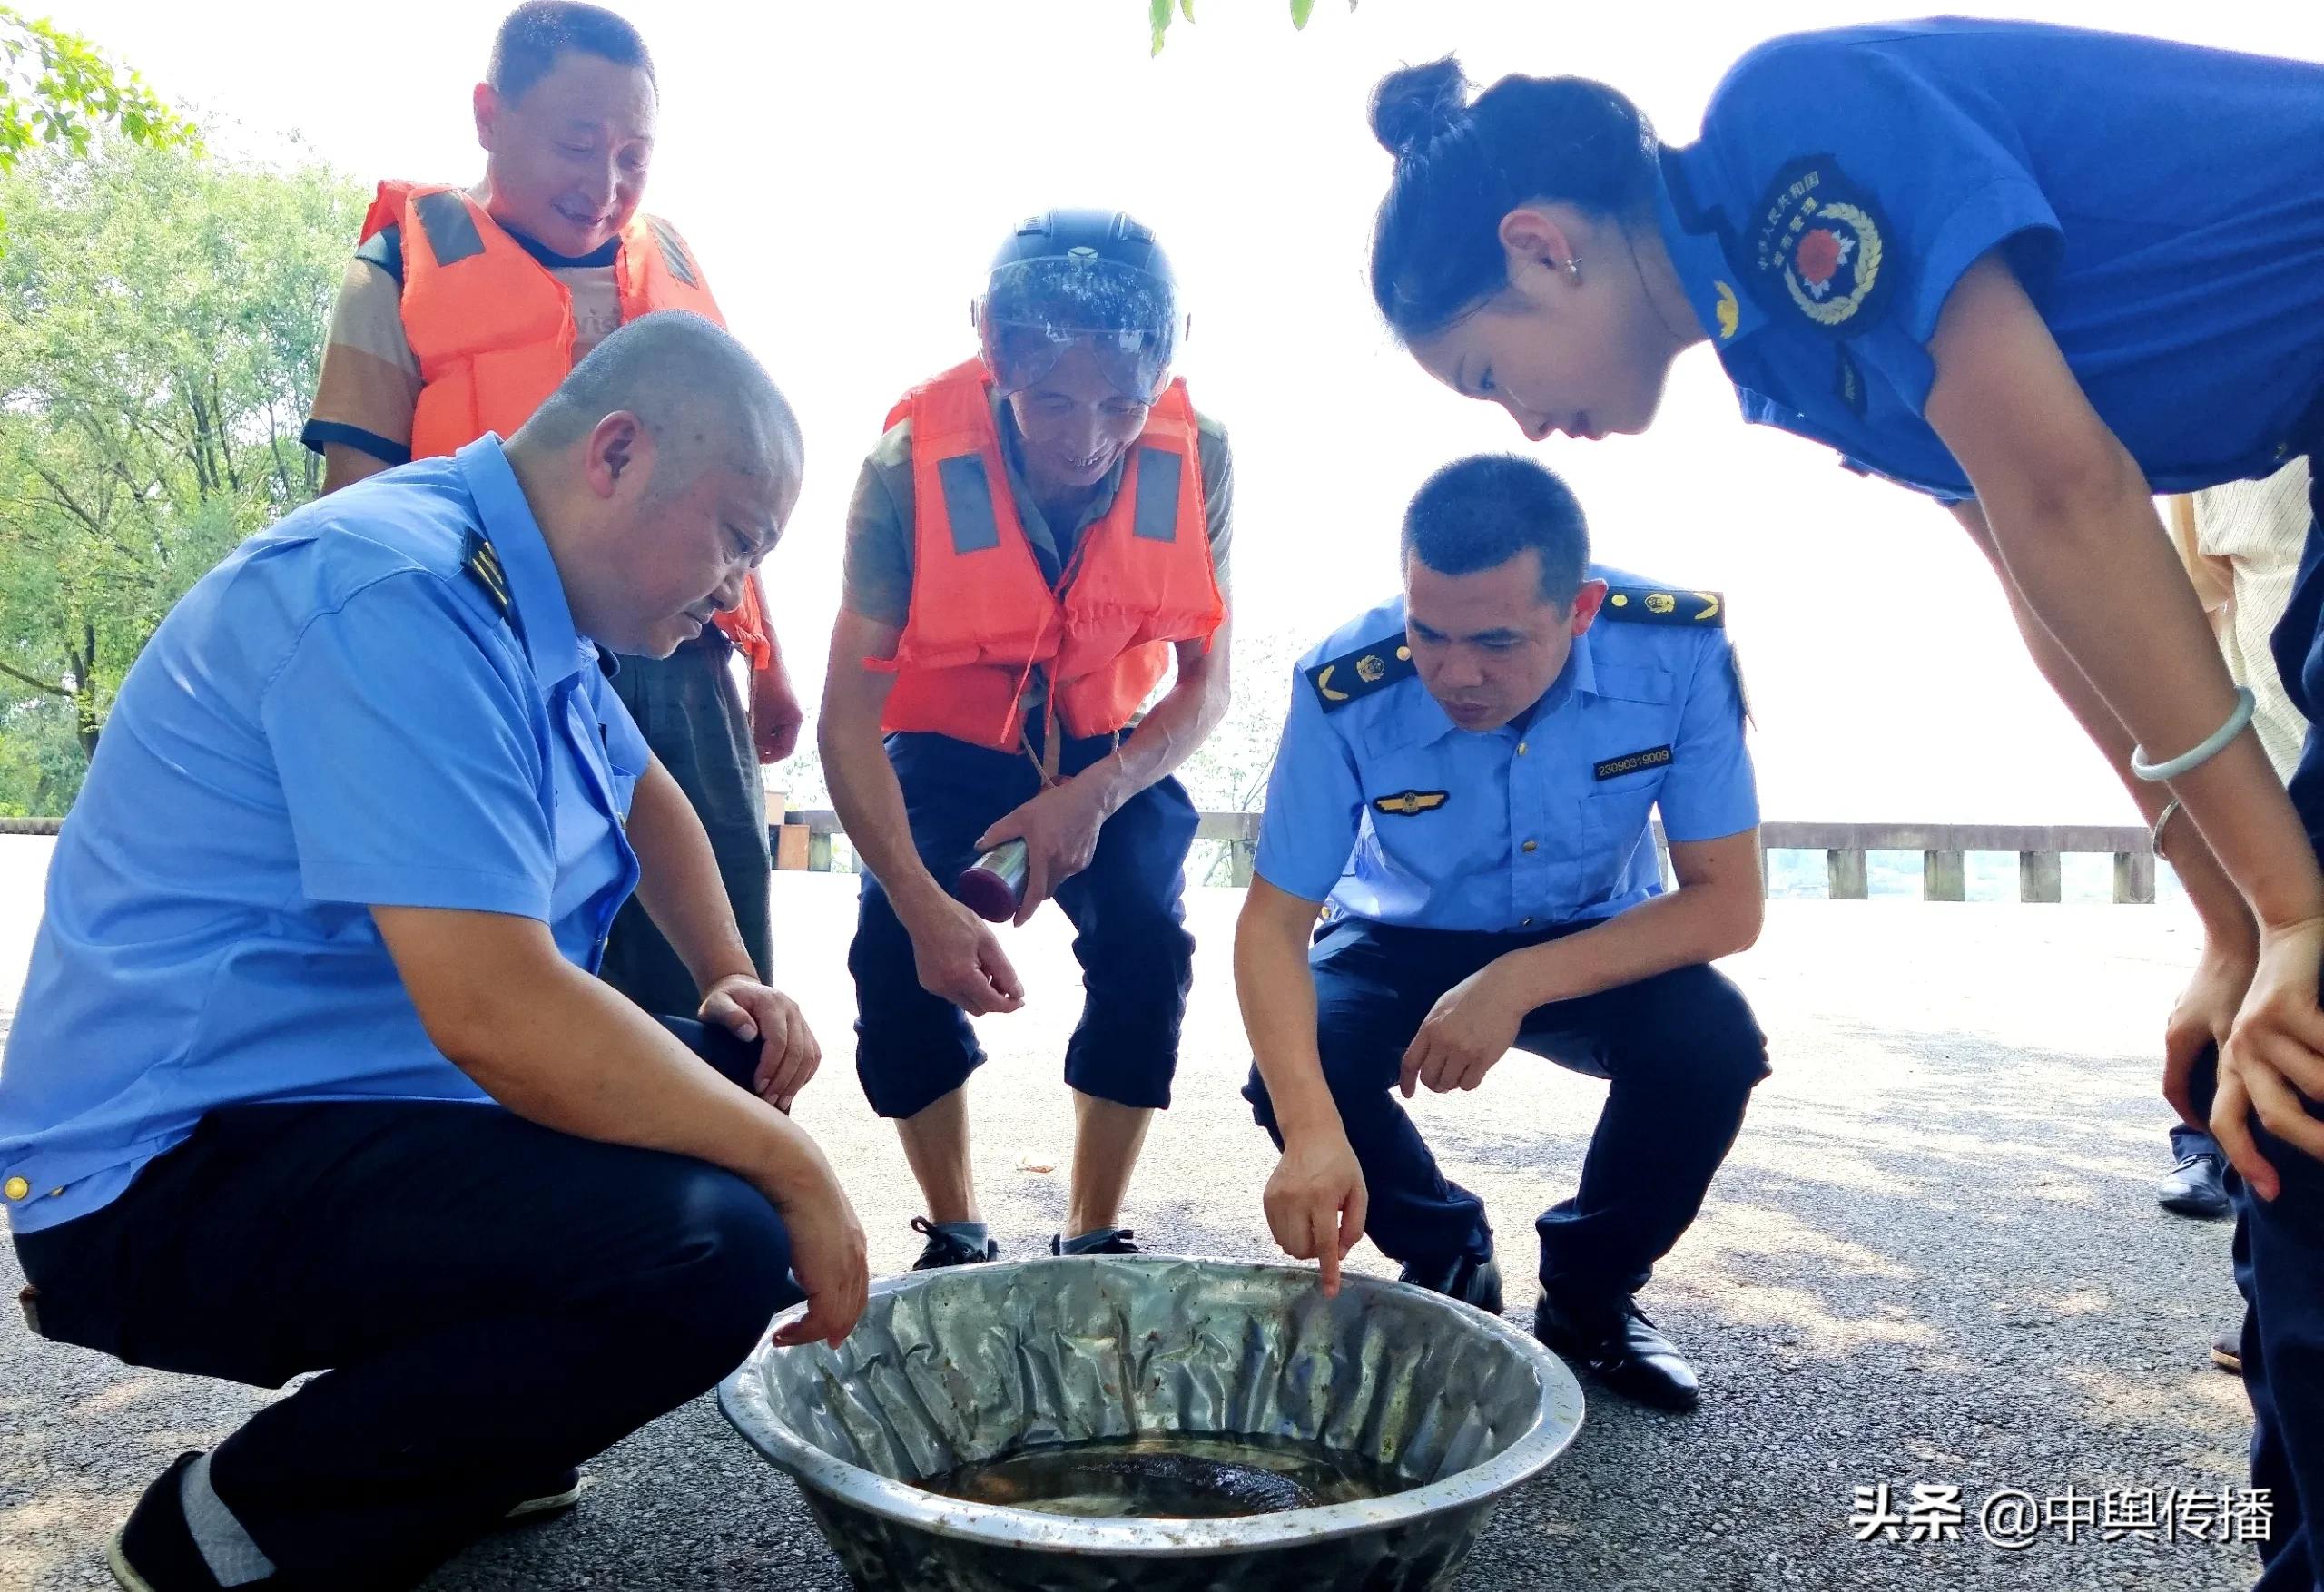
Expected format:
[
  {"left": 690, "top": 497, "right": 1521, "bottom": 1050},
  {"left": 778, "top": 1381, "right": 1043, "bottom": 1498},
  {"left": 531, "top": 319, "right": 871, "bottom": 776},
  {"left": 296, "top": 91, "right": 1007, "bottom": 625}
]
[
  {"left": 0, "top": 316, "right": 866, "bottom": 1592},
  {"left": 1236, "top": 454, "right": 1768, "bottom": 1413}
]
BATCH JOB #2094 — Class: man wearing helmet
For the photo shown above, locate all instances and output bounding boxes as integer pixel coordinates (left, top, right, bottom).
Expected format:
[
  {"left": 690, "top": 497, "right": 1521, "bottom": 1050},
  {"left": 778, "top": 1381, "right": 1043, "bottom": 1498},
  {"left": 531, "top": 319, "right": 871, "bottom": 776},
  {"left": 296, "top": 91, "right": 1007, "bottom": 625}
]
[{"left": 819, "top": 211, "right": 1235, "bottom": 1269}]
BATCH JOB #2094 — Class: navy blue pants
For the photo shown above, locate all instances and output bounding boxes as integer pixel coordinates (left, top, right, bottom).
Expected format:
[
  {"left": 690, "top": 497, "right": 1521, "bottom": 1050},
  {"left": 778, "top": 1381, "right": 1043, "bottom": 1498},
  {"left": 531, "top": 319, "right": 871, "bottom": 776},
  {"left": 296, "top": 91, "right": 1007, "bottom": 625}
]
[
  {"left": 12, "top": 1019, "right": 798, "bottom": 1591},
  {"left": 1243, "top": 917, "right": 1768, "bottom": 1299},
  {"left": 2245, "top": 450, "right": 2324, "bottom": 1590},
  {"left": 850, "top": 730, "right": 1199, "bottom": 1120},
  {"left": 2171, "top": 1122, "right": 2224, "bottom": 1165}
]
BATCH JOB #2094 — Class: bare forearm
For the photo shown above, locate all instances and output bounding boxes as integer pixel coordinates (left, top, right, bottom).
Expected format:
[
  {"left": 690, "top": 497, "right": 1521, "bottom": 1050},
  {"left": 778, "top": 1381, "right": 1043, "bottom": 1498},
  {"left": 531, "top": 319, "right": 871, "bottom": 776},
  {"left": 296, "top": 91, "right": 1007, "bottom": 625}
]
[
  {"left": 320, "top": 442, "right": 393, "bottom": 496},
  {"left": 1235, "top": 890, "right": 1341, "bottom": 1144},
  {"left": 1960, "top": 503, "right": 2256, "bottom": 945},
  {"left": 819, "top": 697, "right": 947, "bottom": 919},
  {"left": 1090, "top": 635, "right": 1232, "bottom": 807},
  {"left": 389, "top": 920, "right": 832, "bottom": 1204},
  {"left": 1492, "top": 881, "right": 1758, "bottom": 1010},
  {"left": 627, "top": 759, "right": 759, "bottom": 995},
  {"left": 1982, "top": 469, "right": 2321, "bottom": 928}
]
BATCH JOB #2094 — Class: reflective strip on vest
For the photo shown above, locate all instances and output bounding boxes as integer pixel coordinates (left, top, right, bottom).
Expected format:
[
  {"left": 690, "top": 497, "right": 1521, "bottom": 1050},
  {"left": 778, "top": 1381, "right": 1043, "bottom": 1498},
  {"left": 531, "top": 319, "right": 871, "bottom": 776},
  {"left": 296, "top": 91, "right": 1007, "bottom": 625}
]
[
  {"left": 936, "top": 455, "right": 1003, "bottom": 555},
  {"left": 411, "top": 190, "right": 486, "bottom": 267},
  {"left": 1134, "top": 446, "right": 1182, "bottom": 543},
  {"left": 647, "top": 219, "right": 698, "bottom": 288}
]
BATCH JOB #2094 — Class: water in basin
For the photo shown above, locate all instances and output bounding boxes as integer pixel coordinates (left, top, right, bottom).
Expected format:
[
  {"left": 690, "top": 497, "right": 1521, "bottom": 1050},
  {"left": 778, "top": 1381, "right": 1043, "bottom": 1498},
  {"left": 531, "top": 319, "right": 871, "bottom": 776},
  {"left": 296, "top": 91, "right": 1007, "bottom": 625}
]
[{"left": 922, "top": 1432, "right": 1416, "bottom": 1519}]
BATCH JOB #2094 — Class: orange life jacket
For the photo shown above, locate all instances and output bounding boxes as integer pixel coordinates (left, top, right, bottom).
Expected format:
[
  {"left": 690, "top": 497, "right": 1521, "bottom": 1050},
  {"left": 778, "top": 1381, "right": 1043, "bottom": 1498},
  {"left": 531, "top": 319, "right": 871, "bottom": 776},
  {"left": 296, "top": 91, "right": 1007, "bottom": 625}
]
[
  {"left": 358, "top": 180, "right": 771, "bottom": 669},
  {"left": 872, "top": 359, "right": 1225, "bottom": 752}
]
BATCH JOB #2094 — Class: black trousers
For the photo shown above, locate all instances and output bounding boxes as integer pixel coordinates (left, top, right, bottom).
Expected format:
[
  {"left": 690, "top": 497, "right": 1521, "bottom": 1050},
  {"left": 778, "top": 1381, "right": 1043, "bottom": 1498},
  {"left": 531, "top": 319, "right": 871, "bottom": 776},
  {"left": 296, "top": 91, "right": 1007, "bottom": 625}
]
[
  {"left": 849, "top": 730, "right": 1199, "bottom": 1121},
  {"left": 11, "top": 1019, "right": 799, "bottom": 1590},
  {"left": 1245, "top": 918, "right": 1768, "bottom": 1299},
  {"left": 603, "top": 631, "right": 773, "bottom": 1017}
]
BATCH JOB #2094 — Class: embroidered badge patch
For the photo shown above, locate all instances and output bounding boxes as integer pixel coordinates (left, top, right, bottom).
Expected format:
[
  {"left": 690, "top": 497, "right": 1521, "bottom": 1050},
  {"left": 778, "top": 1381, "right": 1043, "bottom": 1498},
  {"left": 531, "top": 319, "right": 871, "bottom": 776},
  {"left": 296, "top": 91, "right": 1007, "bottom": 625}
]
[
  {"left": 1594, "top": 746, "right": 1673, "bottom": 781},
  {"left": 1306, "top": 636, "right": 1417, "bottom": 712},
  {"left": 1602, "top": 587, "right": 1724, "bottom": 627},
  {"left": 1751, "top": 157, "right": 1894, "bottom": 336},
  {"left": 1372, "top": 790, "right": 1448, "bottom": 817}
]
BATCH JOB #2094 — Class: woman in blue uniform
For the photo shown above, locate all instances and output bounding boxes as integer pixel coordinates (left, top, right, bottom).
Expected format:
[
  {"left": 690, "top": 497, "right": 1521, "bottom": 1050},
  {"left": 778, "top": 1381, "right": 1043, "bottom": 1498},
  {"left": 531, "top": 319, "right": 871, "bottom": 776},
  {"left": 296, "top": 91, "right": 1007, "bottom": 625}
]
[{"left": 1359, "top": 21, "right": 2324, "bottom": 1589}]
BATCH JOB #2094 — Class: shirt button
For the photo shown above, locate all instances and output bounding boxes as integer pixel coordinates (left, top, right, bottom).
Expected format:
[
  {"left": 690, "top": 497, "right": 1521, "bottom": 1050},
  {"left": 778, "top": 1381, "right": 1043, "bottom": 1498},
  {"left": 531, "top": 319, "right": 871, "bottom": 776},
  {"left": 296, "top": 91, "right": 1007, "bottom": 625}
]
[
  {"left": 3, "top": 1176, "right": 28, "bottom": 1203},
  {"left": 1521, "top": 917, "right": 1534, "bottom": 927},
  {"left": 1521, "top": 840, "right": 1539, "bottom": 853},
  {"left": 1517, "top": 742, "right": 1529, "bottom": 756}
]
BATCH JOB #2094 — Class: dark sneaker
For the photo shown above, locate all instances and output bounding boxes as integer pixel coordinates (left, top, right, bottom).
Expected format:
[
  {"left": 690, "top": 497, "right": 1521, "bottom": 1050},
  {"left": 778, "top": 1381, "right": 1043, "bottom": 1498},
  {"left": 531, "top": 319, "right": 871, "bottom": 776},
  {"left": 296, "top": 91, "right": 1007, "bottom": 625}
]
[
  {"left": 2212, "top": 1327, "right": 2244, "bottom": 1376},
  {"left": 2157, "top": 1153, "right": 2232, "bottom": 1219},
  {"left": 1535, "top": 1287, "right": 1700, "bottom": 1413},
  {"left": 500, "top": 1469, "right": 593, "bottom": 1523},
  {"left": 109, "top": 1452, "right": 226, "bottom": 1591},
  {"left": 911, "top": 1216, "right": 999, "bottom": 1271},
  {"left": 1050, "top": 1229, "right": 1141, "bottom": 1256},
  {"left": 1397, "top": 1250, "right": 1505, "bottom": 1314}
]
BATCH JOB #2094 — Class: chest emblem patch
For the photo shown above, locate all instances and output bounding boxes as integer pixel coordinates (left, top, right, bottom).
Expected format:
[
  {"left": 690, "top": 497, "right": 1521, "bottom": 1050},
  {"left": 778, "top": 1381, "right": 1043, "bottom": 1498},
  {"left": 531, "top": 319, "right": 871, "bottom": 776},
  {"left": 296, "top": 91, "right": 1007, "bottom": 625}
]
[
  {"left": 1752, "top": 157, "right": 1895, "bottom": 336},
  {"left": 1373, "top": 790, "right": 1449, "bottom": 817}
]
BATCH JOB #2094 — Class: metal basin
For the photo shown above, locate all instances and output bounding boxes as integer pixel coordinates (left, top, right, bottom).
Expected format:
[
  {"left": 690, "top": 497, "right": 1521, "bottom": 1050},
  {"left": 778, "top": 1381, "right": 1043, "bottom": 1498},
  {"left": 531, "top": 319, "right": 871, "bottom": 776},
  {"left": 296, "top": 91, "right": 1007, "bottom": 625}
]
[{"left": 720, "top": 1254, "right": 1585, "bottom": 1591}]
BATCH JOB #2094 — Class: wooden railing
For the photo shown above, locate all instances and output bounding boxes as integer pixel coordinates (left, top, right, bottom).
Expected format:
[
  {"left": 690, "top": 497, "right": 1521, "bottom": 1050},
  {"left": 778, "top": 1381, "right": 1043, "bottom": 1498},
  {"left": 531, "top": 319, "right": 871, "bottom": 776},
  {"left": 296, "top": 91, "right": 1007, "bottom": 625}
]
[{"left": 776, "top": 811, "right": 2159, "bottom": 904}]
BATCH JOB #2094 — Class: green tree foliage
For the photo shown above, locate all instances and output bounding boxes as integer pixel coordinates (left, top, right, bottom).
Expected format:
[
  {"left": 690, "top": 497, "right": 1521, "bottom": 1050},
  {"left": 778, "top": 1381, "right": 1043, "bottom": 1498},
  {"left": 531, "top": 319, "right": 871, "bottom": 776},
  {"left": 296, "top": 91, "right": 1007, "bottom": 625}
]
[
  {"left": 1, "top": 6, "right": 194, "bottom": 245},
  {"left": 0, "top": 137, "right": 365, "bottom": 813},
  {"left": 1147, "top": 0, "right": 1354, "bottom": 55}
]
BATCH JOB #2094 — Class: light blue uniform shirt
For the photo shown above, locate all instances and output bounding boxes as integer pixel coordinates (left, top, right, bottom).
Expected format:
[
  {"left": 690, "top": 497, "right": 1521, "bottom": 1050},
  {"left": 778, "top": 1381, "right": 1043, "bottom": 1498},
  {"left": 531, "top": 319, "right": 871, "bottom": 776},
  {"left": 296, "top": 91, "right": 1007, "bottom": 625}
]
[
  {"left": 0, "top": 438, "right": 646, "bottom": 1233},
  {"left": 1654, "top": 18, "right": 2324, "bottom": 499},
  {"left": 1255, "top": 571, "right": 1758, "bottom": 932}
]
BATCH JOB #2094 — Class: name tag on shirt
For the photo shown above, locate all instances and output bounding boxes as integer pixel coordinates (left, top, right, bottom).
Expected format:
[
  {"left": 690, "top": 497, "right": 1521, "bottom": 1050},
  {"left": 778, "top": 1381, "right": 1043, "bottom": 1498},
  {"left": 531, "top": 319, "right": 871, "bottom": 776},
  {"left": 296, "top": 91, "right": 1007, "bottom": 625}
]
[{"left": 1594, "top": 745, "right": 1673, "bottom": 781}]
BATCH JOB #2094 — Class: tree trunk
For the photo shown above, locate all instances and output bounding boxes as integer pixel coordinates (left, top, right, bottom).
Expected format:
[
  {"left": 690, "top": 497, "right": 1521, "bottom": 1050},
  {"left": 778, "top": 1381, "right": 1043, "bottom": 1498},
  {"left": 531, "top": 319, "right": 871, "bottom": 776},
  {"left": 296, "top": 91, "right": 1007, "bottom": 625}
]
[{"left": 69, "top": 623, "right": 101, "bottom": 762}]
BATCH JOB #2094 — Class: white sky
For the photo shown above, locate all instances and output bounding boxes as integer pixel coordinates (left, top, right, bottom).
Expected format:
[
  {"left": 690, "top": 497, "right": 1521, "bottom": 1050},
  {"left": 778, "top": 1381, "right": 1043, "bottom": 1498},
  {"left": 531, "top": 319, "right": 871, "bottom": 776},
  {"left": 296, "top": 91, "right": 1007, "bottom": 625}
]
[{"left": 44, "top": 0, "right": 2324, "bottom": 822}]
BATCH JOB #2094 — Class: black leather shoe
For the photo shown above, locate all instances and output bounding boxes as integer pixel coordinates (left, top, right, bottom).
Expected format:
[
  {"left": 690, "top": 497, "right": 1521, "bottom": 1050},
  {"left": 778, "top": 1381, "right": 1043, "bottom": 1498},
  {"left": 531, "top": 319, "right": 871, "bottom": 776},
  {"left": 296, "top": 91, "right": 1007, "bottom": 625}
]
[
  {"left": 910, "top": 1217, "right": 999, "bottom": 1270},
  {"left": 110, "top": 1452, "right": 227, "bottom": 1591},
  {"left": 1398, "top": 1250, "right": 1504, "bottom": 1314},
  {"left": 1534, "top": 1288, "right": 1700, "bottom": 1412},
  {"left": 2157, "top": 1153, "right": 2231, "bottom": 1219}
]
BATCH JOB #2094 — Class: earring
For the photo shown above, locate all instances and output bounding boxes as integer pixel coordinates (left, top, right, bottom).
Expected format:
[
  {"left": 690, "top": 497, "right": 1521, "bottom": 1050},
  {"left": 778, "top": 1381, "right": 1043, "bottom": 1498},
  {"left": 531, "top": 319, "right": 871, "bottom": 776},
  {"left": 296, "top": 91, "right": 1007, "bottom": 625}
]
[{"left": 1564, "top": 256, "right": 1583, "bottom": 283}]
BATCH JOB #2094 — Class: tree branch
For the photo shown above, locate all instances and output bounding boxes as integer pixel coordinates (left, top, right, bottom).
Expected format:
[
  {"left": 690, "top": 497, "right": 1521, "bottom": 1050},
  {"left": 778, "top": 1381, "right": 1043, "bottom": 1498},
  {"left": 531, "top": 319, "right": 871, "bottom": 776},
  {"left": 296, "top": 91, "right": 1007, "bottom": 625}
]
[{"left": 0, "top": 657, "right": 72, "bottom": 700}]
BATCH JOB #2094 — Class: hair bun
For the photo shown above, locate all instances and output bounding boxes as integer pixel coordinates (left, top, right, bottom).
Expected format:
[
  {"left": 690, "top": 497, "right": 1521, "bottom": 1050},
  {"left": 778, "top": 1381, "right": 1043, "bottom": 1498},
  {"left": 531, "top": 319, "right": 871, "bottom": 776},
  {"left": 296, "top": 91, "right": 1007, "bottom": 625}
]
[{"left": 1370, "top": 57, "right": 1471, "bottom": 160}]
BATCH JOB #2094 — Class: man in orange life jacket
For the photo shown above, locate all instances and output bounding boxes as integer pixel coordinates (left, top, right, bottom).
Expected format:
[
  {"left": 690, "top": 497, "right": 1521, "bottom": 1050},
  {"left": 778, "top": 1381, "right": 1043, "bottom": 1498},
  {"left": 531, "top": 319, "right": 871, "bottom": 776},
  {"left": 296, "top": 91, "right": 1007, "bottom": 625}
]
[
  {"left": 300, "top": 1, "right": 799, "bottom": 1019},
  {"left": 821, "top": 211, "right": 1236, "bottom": 1268}
]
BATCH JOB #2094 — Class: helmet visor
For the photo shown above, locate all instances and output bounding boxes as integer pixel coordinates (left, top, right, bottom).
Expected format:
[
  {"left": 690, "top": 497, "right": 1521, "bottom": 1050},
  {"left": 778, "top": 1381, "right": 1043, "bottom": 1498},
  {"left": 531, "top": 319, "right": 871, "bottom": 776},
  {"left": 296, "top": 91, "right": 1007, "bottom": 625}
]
[{"left": 979, "top": 254, "right": 1179, "bottom": 400}]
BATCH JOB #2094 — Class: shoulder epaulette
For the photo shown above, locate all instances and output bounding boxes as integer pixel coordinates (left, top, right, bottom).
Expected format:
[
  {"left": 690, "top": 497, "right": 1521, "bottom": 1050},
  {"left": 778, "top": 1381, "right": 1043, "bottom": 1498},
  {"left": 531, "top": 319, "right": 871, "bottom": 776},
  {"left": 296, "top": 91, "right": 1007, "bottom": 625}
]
[
  {"left": 462, "top": 530, "right": 511, "bottom": 619},
  {"left": 1305, "top": 633, "right": 1416, "bottom": 712},
  {"left": 1601, "top": 585, "right": 1723, "bottom": 627}
]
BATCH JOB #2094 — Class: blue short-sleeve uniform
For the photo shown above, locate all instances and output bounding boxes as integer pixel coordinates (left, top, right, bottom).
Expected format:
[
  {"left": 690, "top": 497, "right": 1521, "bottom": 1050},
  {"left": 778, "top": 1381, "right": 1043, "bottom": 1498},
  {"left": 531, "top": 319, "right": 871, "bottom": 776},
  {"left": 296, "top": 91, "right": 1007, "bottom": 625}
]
[
  {"left": 1242, "top": 572, "right": 1767, "bottom": 1295},
  {"left": 0, "top": 438, "right": 646, "bottom": 1233},
  {"left": 1255, "top": 567, "right": 1758, "bottom": 930},
  {"left": 1654, "top": 19, "right": 2324, "bottom": 498}
]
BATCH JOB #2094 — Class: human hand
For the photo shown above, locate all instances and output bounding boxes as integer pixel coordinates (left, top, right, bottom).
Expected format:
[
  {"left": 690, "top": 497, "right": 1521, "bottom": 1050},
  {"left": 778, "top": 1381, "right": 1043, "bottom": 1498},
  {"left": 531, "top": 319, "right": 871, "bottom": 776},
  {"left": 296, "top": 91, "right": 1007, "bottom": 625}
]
[
  {"left": 1264, "top": 1130, "right": 1368, "bottom": 1297},
  {"left": 2164, "top": 937, "right": 2253, "bottom": 1130},
  {"left": 901, "top": 892, "right": 1027, "bottom": 1015},
  {"left": 2213, "top": 917, "right": 2324, "bottom": 1201},
  {"left": 753, "top": 663, "right": 804, "bottom": 764},
  {"left": 1400, "top": 965, "right": 1526, "bottom": 1098},
  {"left": 764, "top": 1155, "right": 870, "bottom": 1350},
  {"left": 974, "top": 774, "right": 1117, "bottom": 926},
  {"left": 701, "top": 975, "right": 822, "bottom": 1113}
]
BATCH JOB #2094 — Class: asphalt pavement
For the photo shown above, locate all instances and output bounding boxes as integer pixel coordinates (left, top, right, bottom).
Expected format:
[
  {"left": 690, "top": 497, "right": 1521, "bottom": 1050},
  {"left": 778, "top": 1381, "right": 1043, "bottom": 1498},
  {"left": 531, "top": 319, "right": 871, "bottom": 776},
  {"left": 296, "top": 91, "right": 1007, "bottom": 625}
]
[{"left": 0, "top": 854, "right": 2263, "bottom": 1590}]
